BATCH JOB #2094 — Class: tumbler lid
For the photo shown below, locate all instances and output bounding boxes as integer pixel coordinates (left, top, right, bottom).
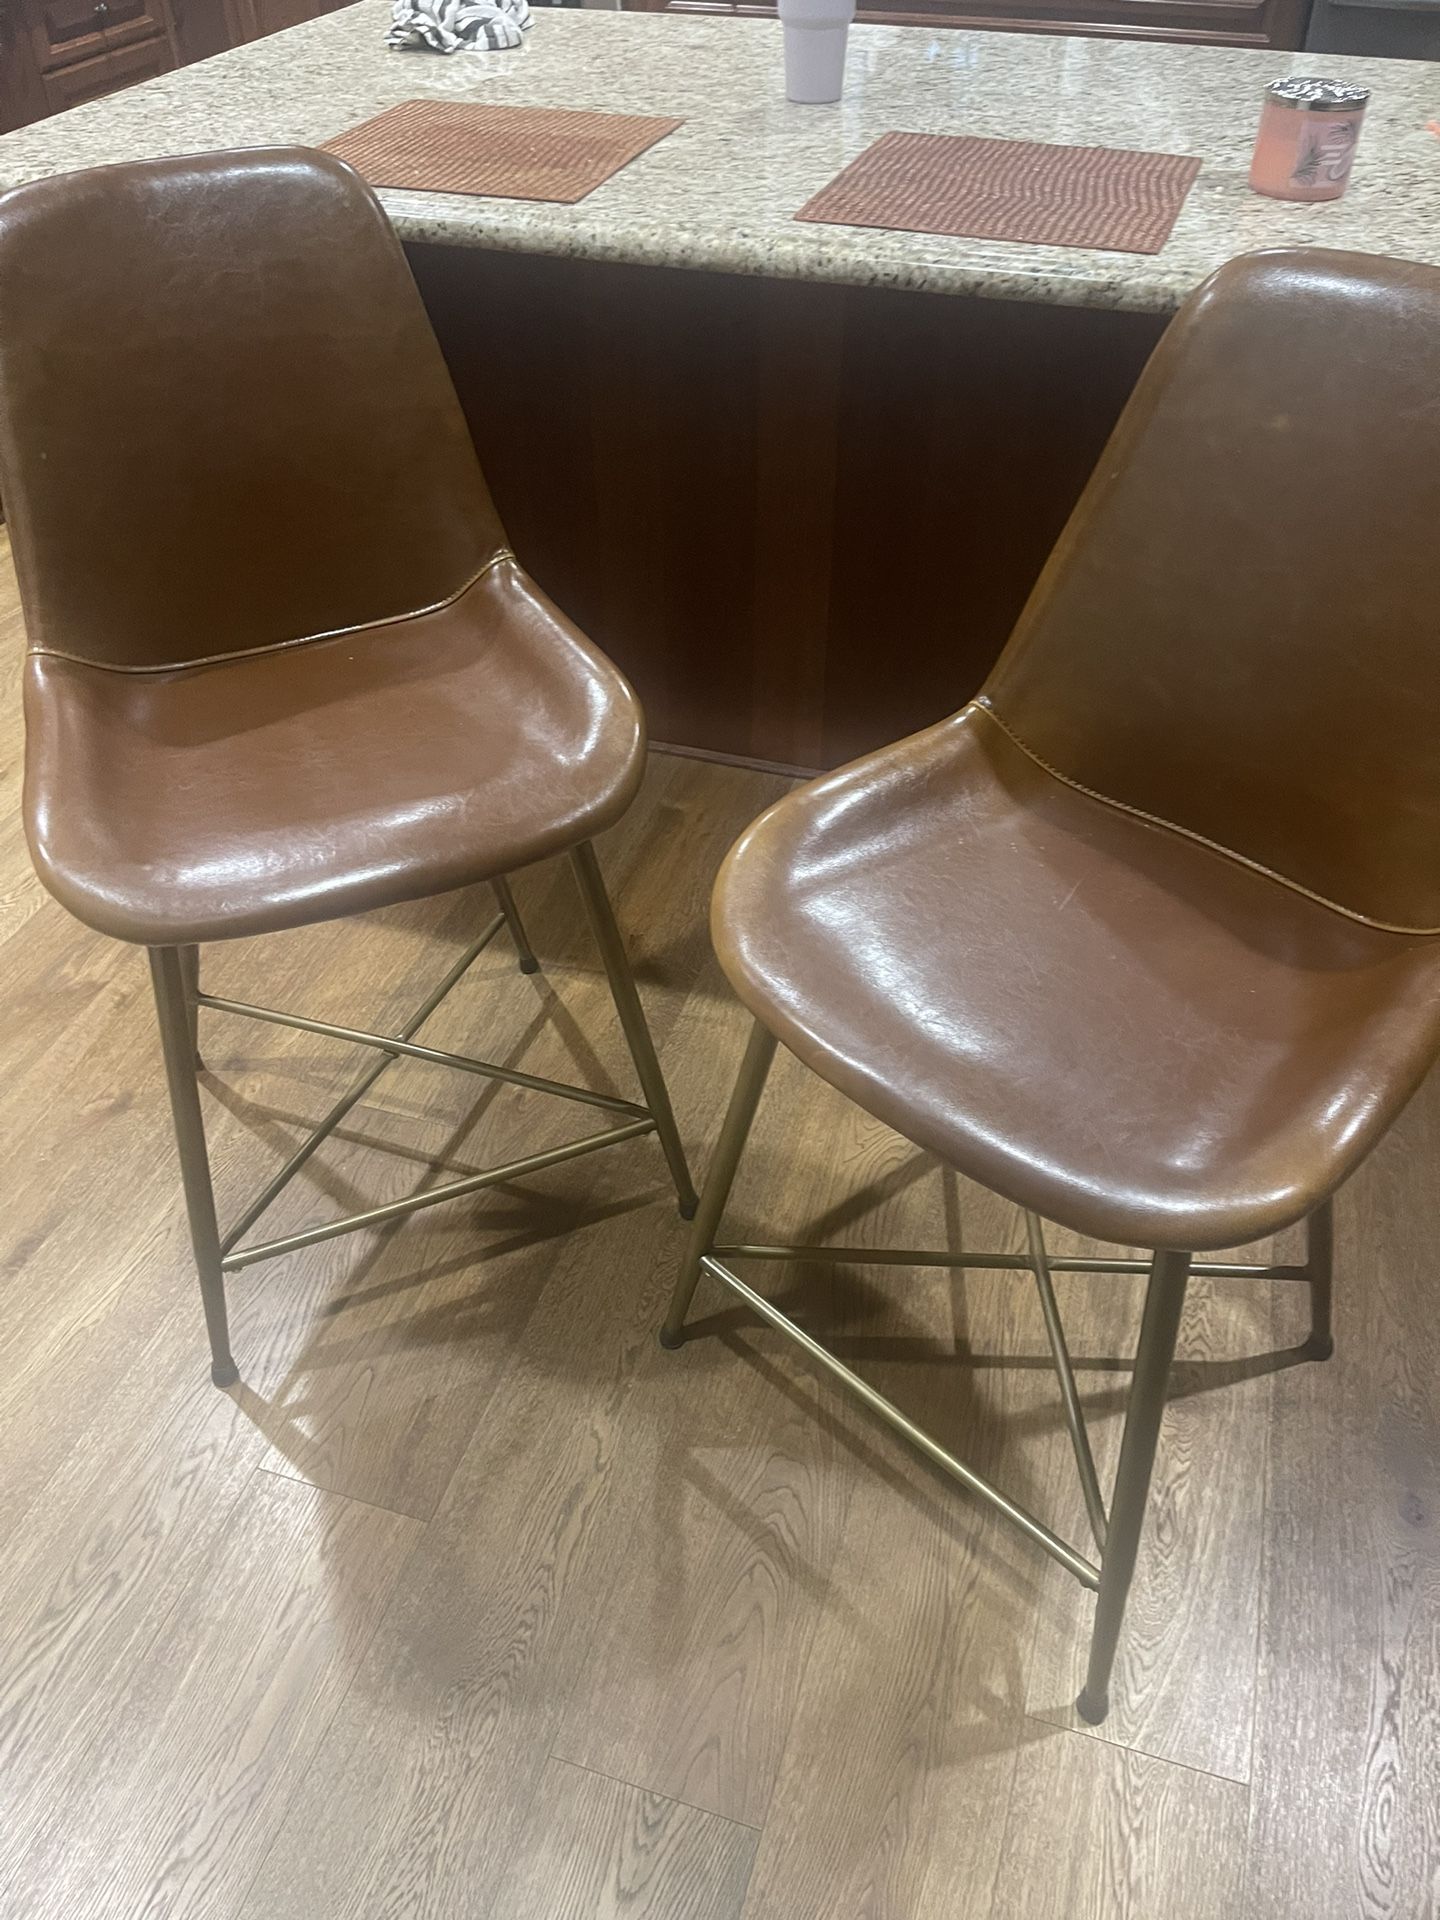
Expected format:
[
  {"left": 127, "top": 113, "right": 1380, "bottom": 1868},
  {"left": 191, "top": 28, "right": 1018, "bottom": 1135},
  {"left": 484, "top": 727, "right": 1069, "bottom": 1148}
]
[{"left": 1265, "top": 76, "right": 1372, "bottom": 111}]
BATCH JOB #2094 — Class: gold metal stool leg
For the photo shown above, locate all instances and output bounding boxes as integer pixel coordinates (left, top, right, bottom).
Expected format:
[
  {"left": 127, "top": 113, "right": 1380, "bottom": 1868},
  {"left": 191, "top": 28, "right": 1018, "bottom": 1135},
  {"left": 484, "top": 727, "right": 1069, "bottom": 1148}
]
[
  {"left": 491, "top": 876, "right": 539, "bottom": 975},
  {"left": 149, "top": 946, "right": 237, "bottom": 1388},
  {"left": 661, "top": 1019, "right": 777, "bottom": 1345},
  {"left": 178, "top": 943, "right": 203, "bottom": 1069},
  {"left": 1077, "top": 1246, "right": 1190, "bottom": 1724},
  {"left": 661, "top": 1050, "right": 1330, "bottom": 1721},
  {"left": 1304, "top": 1197, "right": 1334, "bottom": 1360},
  {"left": 569, "top": 840, "right": 698, "bottom": 1218}
]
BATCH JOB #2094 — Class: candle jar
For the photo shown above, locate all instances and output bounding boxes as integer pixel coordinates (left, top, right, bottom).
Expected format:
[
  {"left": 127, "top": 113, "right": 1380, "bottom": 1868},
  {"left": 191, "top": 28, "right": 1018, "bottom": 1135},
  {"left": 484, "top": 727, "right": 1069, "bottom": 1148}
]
[{"left": 1249, "top": 77, "right": 1371, "bottom": 202}]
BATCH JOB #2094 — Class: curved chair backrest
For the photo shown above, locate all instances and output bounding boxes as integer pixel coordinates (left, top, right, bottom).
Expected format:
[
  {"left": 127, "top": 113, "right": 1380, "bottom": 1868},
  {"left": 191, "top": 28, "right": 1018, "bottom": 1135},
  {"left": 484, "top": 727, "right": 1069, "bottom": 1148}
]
[
  {"left": 980, "top": 248, "right": 1440, "bottom": 934},
  {"left": 0, "top": 147, "right": 507, "bottom": 672}
]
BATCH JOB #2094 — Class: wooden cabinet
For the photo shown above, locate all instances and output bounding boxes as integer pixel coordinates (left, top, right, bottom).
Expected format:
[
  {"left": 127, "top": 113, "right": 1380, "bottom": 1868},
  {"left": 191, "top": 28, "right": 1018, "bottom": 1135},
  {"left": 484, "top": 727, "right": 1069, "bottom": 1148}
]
[
  {"left": 40, "top": 28, "right": 176, "bottom": 111},
  {"left": 636, "top": 0, "right": 1310, "bottom": 48},
  {"left": 1, "top": 0, "right": 349, "bottom": 134},
  {"left": 2, "top": 0, "right": 179, "bottom": 129},
  {"left": 31, "top": 0, "right": 174, "bottom": 68}
]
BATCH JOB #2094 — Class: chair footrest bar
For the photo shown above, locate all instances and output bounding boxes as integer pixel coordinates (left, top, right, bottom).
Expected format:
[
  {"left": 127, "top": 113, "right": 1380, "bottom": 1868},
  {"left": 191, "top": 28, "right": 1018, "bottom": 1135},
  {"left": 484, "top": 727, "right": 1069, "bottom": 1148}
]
[
  {"left": 699, "top": 1255, "right": 1100, "bottom": 1590},
  {"left": 222, "top": 1117, "right": 656, "bottom": 1270},
  {"left": 215, "top": 917, "right": 505, "bottom": 1257},
  {"left": 195, "top": 992, "right": 649, "bottom": 1119},
  {"left": 714, "top": 1243, "right": 1311, "bottom": 1282},
  {"left": 1053, "top": 1257, "right": 1311, "bottom": 1281},
  {"left": 716, "top": 1242, "right": 1031, "bottom": 1269}
]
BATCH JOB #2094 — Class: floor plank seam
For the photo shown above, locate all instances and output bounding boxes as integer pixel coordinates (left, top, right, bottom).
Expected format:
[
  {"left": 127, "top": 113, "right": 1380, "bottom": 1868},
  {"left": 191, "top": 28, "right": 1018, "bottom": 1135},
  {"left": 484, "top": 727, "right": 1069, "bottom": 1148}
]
[
  {"left": 1019, "top": 1711, "right": 1253, "bottom": 1789},
  {"left": 252, "top": 1459, "right": 440, "bottom": 1526},
  {"left": 545, "top": 1752, "right": 766, "bottom": 1834}
]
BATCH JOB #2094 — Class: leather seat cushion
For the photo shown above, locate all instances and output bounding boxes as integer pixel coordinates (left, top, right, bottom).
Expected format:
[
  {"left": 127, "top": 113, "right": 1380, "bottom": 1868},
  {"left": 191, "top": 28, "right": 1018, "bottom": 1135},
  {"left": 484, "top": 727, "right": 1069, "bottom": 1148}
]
[
  {"left": 713, "top": 704, "right": 1440, "bottom": 1251},
  {"left": 24, "top": 559, "right": 644, "bottom": 946}
]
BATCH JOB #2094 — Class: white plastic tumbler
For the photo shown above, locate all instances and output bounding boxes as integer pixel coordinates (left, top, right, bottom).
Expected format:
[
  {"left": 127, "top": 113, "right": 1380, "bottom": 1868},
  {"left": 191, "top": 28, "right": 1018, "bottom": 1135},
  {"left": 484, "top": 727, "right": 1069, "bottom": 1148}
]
[{"left": 778, "top": 0, "right": 855, "bottom": 105}]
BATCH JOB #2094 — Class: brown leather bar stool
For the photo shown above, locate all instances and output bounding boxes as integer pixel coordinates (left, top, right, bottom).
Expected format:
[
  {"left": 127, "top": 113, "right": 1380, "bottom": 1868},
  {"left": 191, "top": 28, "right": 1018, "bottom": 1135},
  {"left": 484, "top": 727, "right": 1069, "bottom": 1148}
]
[
  {"left": 662, "top": 249, "right": 1440, "bottom": 1723},
  {"left": 0, "top": 149, "right": 695, "bottom": 1388}
]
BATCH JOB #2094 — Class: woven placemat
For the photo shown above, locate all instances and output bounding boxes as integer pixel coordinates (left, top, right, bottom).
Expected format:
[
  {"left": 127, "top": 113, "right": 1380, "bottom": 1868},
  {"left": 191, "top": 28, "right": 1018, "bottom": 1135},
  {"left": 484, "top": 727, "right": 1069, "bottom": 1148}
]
[
  {"left": 796, "top": 131, "right": 1202, "bottom": 256},
  {"left": 323, "top": 99, "right": 683, "bottom": 205}
]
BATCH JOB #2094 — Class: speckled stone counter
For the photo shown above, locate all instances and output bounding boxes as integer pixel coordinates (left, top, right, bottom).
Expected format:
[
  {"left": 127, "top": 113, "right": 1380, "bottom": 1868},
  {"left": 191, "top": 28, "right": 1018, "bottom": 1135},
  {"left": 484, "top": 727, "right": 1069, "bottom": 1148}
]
[{"left": 0, "top": 6, "right": 1437, "bottom": 313}]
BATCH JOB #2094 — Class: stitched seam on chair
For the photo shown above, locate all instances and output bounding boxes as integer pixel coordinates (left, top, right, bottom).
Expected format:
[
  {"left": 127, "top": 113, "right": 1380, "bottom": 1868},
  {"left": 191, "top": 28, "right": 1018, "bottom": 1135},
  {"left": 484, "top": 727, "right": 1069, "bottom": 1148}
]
[
  {"left": 974, "top": 698, "right": 1440, "bottom": 938},
  {"left": 26, "top": 548, "right": 517, "bottom": 675}
]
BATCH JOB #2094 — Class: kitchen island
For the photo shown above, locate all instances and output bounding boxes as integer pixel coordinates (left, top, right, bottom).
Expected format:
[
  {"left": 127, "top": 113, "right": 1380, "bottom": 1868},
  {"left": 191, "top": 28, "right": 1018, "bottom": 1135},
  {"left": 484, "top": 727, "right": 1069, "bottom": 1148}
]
[{"left": 1, "top": 7, "right": 1436, "bottom": 765}]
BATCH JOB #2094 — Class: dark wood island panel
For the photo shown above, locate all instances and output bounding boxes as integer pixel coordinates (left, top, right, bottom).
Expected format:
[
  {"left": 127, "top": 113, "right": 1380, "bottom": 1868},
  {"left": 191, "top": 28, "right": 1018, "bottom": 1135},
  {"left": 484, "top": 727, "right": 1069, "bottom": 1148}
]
[{"left": 409, "top": 242, "right": 1166, "bottom": 771}]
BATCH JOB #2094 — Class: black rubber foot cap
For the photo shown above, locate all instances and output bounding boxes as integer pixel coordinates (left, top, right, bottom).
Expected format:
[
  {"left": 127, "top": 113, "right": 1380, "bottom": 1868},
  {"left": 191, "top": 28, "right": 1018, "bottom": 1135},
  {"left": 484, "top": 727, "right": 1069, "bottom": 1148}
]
[
  {"left": 658, "top": 1327, "right": 686, "bottom": 1351},
  {"left": 211, "top": 1358, "right": 240, "bottom": 1388},
  {"left": 518, "top": 958, "right": 540, "bottom": 975},
  {"left": 677, "top": 1197, "right": 699, "bottom": 1221},
  {"left": 1076, "top": 1688, "right": 1109, "bottom": 1725},
  {"left": 1301, "top": 1333, "right": 1335, "bottom": 1362}
]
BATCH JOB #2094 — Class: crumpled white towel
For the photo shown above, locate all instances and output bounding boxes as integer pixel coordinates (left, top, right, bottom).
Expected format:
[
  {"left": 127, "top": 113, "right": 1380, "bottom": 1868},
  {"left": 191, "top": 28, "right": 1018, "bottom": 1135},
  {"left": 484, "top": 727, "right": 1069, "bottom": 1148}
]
[{"left": 387, "top": 0, "right": 532, "bottom": 54}]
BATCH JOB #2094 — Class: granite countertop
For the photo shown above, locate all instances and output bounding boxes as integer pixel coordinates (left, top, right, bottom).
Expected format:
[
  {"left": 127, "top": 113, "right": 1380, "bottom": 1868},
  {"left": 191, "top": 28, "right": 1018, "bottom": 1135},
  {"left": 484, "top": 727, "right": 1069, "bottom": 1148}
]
[{"left": 0, "top": 5, "right": 1436, "bottom": 311}]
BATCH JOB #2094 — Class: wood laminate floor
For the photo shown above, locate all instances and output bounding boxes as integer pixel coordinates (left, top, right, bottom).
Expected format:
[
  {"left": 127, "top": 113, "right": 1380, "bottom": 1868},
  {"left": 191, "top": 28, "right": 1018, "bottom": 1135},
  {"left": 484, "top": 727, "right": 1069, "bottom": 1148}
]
[{"left": 0, "top": 528, "right": 1436, "bottom": 1919}]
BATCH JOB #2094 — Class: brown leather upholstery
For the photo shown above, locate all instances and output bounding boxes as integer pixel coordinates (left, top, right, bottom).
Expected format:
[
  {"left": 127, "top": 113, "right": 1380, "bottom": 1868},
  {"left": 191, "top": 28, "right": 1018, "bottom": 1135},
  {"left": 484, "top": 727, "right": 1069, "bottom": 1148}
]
[
  {"left": 0, "top": 149, "right": 642, "bottom": 945},
  {"left": 982, "top": 251, "right": 1440, "bottom": 935},
  {"left": 713, "top": 250, "right": 1440, "bottom": 1252}
]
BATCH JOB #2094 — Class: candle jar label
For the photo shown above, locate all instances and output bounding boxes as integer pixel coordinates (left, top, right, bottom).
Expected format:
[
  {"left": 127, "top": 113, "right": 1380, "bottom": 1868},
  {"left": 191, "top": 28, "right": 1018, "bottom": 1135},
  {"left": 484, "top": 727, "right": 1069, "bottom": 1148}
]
[{"left": 1292, "top": 116, "right": 1361, "bottom": 190}]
